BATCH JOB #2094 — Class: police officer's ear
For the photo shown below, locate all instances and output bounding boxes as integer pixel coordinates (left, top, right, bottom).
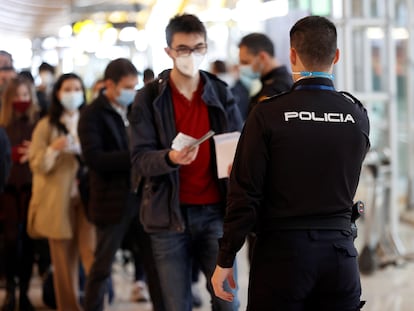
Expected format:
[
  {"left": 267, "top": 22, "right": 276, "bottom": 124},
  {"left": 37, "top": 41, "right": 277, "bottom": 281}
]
[
  {"left": 289, "top": 48, "right": 298, "bottom": 67},
  {"left": 333, "top": 48, "right": 340, "bottom": 65}
]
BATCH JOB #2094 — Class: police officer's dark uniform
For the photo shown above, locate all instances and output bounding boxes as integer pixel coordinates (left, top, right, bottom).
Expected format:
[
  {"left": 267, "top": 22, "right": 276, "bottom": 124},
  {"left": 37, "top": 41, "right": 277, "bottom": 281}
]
[
  {"left": 217, "top": 76, "right": 370, "bottom": 310},
  {"left": 248, "top": 65, "right": 293, "bottom": 114}
]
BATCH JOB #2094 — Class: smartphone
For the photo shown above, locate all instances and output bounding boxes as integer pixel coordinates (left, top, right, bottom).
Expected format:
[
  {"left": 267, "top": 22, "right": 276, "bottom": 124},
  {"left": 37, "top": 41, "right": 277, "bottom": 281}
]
[{"left": 189, "top": 130, "right": 215, "bottom": 150}]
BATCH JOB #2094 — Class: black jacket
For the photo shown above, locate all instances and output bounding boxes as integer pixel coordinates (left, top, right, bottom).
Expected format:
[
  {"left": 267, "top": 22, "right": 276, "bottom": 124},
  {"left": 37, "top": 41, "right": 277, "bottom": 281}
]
[
  {"left": 129, "top": 69, "right": 243, "bottom": 233},
  {"left": 78, "top": 93, "right": 131, "bottom": 226},
  {"left": 0, "top": 127, "right": 11, "bottom": 193},
  {"left": 218, "top": 77, "right": 370, "bottom": 267},
  {"left": 248, "top": 65, "right": 293, "bottom": 114}
]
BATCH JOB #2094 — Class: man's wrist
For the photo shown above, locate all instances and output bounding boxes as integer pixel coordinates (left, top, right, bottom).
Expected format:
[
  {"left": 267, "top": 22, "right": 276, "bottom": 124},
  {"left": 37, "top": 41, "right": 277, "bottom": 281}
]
[{"left": 165, "top": 150, "right": 179, "bottom": 167}]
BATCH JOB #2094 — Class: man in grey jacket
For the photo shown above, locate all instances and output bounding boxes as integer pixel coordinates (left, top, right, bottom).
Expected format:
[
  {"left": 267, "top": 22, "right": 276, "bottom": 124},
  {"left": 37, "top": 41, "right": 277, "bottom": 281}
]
[{"left": 130, "top": 13, "right": 242, "bottom": 311}]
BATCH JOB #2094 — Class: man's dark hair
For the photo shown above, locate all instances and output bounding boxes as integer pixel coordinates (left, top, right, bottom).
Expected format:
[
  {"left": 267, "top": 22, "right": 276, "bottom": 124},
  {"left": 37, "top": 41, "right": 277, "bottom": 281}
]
[
  {"left": 104, "top": 58, "right": 138, "bottom": 84},
  {"left": 143, "top": 68, "right": 154, "bottom": 83},
  {"left": 239, "top": 33, "right": 275, "bottom": 57},
  {"left": 19, "top": 70, "right": 35, "bottom": 83},
  {"left": 290, "top": 15, "right": 337, "bottom": 69},
  {"left": 39, "top": 62, "right": 55, "bottom": 74},
  {"left": 211, "top": 60, "right": 227, "bottom": 74},
  {"left": 165, "top": 13, "right": 206, "bottom": 47},
  {"left": 0, "top": 50, "right": 13, "bottom": 70}
]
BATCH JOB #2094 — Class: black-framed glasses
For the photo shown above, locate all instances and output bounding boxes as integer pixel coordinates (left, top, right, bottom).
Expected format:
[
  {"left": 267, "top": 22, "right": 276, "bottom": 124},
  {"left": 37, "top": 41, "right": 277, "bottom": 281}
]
[{"left": 170, "top": 44, "right": 208, "bottom": 57}]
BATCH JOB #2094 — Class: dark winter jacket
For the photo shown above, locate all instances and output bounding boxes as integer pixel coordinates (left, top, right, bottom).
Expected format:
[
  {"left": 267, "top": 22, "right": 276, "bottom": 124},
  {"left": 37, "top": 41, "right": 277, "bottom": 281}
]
[
  {"left": 78, "top": 93, "right": 131, "bottom": 226},
  {"left": 129, "top": 69, "right": 243, "bottom": 233}
]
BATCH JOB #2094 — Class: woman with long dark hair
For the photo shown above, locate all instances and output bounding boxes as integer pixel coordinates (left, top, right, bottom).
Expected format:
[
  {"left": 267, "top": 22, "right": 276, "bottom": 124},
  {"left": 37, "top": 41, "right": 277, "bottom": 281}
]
[{"left": 28, "top": 73, "right": 95, "bottom": 311}]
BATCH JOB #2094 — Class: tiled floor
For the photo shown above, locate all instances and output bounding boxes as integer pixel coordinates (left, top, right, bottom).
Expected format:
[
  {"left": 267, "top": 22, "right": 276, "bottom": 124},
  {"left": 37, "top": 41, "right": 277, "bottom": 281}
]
[{"left": 2, "top": 220, "right": 414, "bottom": 310}]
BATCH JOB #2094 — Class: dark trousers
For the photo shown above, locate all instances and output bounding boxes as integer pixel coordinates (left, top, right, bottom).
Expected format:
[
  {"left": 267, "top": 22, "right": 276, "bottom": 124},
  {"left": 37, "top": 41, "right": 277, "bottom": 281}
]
[
  {"left": 248, "top": 230, "right": 363, "bottom": 311},
  {"left": 0, "top": 188, "right": 34, "bottom": 295},
  {"left": 84, "top": 194, "right": 165, "bottom": 311},
  {"left": 2, "top": 222, "right": 34, "bottom": 293}
]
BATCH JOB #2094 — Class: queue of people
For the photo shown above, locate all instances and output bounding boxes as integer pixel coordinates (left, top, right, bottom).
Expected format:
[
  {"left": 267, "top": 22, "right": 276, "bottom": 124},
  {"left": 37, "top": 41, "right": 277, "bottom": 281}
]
[{"left": 0, "top": 13, "right": 369, "bottom": 311}]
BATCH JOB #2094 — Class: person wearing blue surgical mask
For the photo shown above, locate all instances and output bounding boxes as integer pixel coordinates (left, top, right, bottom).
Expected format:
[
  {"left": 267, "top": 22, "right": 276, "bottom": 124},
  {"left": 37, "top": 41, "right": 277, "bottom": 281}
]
[
  {"left": 78, "top": 58, "right": 164, "bottom": 311},
  {"left": 238, "top": 32, "right": 294, "bottom": 267},
  {"left": 28, "top": 73, "right": 95, "bottom": 311},
  {"left": 238, "top": 33, "right": 293, "bottom": 116}
]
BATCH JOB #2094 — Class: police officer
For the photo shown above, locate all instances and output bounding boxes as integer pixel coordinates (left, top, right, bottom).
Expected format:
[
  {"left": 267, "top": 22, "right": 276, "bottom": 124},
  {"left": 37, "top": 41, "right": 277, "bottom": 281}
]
[
  {"left": 212, "top": 15, "right": 370, "bottom": 311},
  {"left": 238, "top": 32, "right": 293, "bottom": 115}
]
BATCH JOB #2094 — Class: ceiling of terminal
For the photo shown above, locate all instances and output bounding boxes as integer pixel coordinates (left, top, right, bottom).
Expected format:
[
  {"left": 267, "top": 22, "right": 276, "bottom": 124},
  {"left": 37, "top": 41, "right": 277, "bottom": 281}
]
[{"left": 0, "top": 0, "right": 156, "bottom": 38}]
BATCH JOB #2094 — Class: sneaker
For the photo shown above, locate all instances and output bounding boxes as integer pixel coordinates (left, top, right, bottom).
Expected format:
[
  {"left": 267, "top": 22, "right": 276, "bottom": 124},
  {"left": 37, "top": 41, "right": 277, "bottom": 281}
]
[{"left": 130, "top": 281, "right": 150, "bottom": 303}]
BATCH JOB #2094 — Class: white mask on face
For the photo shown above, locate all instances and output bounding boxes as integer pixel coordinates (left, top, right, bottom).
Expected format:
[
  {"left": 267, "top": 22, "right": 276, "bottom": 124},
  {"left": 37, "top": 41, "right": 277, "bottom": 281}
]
[
  {"left": 176, "top": 54, "right": 205, "bottom": 77},
  {"left": 60, "top": 91, "right": 84, "bottom": 112}
]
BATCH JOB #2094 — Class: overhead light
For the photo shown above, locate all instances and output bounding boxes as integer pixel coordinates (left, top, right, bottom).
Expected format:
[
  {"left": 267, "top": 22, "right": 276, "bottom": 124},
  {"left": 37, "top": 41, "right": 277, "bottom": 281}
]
[
  {"left": 119, "top": 26, "right": 138, "bottom": 42},
  {"left": 102, "top": 27, "right": 118, "bottom": 46},
  {"left": 393, "top": 28, "right": 409, "bottom": 40},
  {"left": 59, "top": 25, "right": 73, "bottom": 38},
  {"left": 134, "top": 30, "right": 149, "bottom": 52},
  {"left": 199, "top": 8, "right": 232, "bottom": 23},
  {"left": 42, "top": 37, "right": 58, "bottom": 50},
  {"left": 233, "top": 0, "right": 288, "bottom": 22},
  {"left": 366, "top": 27, "right": 410, "bottom": 40},
  {"left": 259, "top": 0, "right": 289, "bottom": 19}
]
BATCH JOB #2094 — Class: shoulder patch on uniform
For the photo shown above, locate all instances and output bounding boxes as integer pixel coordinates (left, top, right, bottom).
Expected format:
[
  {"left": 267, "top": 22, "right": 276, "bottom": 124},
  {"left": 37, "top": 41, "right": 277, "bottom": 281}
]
[
  {"left": 260, "top": 90, "right": 290, "bottom": 104},
  {"left": 339, "top": 91, "right": 364, "bottom": 108}
]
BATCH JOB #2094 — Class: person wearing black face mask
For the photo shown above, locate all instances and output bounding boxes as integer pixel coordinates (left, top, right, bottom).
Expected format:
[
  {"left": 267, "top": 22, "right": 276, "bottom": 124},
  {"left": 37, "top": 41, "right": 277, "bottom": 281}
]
[{"left": 0, "top": 76, "right": 39, "bottom": 311}]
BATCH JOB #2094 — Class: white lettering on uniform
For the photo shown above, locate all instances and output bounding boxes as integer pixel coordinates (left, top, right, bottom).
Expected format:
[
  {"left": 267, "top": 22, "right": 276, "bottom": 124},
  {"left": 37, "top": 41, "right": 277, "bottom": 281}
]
[
  {"left": 284, "top": 111, "right": 355, "bottom": 123},
  {"left": 299, "top": 111, "right": 311, "bottom": 120}
]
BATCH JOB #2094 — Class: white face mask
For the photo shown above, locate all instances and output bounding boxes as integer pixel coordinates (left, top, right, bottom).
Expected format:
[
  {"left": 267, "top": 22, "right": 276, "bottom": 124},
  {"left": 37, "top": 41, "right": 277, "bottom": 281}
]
[
  {"left": 60, "top": 91, "right": 84, "bottom": 112},
  {"left": 176, "top": 54, "right": 205, "bottom": 77}
]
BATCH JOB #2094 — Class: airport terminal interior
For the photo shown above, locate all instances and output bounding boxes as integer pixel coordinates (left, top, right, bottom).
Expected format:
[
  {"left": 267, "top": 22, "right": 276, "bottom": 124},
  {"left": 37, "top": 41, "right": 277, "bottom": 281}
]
[{"left": 2, "top": 0, "right": 414, "bottom": 310}]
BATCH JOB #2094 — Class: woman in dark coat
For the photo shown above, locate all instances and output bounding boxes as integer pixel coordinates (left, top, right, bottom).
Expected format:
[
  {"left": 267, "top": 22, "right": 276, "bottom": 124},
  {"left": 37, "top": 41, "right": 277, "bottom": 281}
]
[{"left": 0, "top": 76, "right": 39, "bottom": 311}]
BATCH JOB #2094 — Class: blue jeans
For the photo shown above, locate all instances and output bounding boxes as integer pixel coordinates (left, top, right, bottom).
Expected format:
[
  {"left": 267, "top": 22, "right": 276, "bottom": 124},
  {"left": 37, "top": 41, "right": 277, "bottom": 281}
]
[{"left": 150, "top": 204, "right": 239, "bottom": 311}]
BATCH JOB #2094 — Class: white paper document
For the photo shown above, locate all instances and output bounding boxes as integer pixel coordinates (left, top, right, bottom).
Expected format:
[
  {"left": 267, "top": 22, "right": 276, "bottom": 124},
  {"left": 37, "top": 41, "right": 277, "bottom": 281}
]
[
  {"left": 171, "top": 130, "right": 215, "bottom": 151},
  {"left": 213, "top": 131, "right": 241, "bottom": 179}
]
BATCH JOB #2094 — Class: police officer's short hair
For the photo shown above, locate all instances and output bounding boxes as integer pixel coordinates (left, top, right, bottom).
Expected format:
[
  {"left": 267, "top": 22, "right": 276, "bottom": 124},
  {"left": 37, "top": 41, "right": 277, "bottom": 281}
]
[
  {"left": 290, "top": 16, "right": 337, "bottom": 69},
  {"left": 104, "top": 58, "right": 138, "bottom": 84},
  {"left": 239, "top": 33, "right": 275, "bottom": 57},
  {"left": 165, "top": 13, "right": 207, "bottom": 47}
]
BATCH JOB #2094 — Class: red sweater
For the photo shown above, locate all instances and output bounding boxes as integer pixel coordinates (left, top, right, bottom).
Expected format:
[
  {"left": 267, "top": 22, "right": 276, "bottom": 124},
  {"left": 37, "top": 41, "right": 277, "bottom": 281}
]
[{"left": 170, "top": 79, "right": 221, "bottom": 205}]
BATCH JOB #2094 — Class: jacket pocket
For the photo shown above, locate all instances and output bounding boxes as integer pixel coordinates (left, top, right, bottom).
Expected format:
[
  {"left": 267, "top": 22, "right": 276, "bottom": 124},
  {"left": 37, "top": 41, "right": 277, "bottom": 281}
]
[{"left": 140, "top": 176, "right": 171, "bottom": 232}]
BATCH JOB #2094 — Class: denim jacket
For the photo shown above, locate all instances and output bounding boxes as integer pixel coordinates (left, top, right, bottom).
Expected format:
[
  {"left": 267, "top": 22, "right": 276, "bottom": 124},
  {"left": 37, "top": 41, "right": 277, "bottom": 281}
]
[{"left": 129, "top": 69, "right": 243, "bottom": 233}]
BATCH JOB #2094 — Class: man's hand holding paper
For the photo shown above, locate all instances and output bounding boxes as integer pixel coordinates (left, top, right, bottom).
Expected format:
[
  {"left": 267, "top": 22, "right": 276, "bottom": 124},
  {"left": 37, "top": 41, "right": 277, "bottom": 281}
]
[{"left": 169, "top": 130, "right": 215, "bottom": 165}]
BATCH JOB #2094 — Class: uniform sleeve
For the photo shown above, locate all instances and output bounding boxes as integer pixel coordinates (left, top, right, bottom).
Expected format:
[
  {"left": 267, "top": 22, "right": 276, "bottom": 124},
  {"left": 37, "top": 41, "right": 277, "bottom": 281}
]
[
  {"left": 129, "top": 87, "right": 179, "bottom": 177},
  {"left": 0, "top": 128, "right": 11, "bottom": 191},
  {"left": 217, "top": 109, "right": 269, "bottom": 268}
]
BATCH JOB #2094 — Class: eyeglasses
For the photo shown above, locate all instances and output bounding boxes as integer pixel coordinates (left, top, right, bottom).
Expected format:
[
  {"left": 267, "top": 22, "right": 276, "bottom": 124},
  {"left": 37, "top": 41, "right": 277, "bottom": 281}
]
[{"left": 170, "top": 44, "right": 208, "bottom": 57}]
